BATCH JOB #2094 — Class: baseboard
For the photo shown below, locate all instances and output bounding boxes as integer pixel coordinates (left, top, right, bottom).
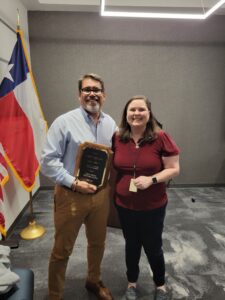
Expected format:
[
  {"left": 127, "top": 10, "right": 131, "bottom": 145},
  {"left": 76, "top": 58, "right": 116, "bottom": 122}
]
[
  {"left": 168, "top": 183, "right": 225, "bottom": 188},
  {"left": 39, "top": 185, "right": 54, "bottom": 190}
]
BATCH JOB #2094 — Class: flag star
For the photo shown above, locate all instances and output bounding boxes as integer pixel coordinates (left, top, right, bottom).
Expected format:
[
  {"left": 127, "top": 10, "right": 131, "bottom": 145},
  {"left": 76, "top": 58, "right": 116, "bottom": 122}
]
[{"left": 5, "top": 64, "right": 14, "bottom": 82}]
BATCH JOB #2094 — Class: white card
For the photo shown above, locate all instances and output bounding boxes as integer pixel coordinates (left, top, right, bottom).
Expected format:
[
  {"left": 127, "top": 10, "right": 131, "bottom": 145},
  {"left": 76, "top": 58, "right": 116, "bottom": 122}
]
[{"left": 129, "top": 178, "right": 137, "bottom": 192}]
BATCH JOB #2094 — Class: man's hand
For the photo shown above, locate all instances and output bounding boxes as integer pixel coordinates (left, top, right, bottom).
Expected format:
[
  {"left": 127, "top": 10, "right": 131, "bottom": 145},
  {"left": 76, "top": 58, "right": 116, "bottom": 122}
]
[{"left": 74, "top": 180, "right": 97, "bottom": 194}]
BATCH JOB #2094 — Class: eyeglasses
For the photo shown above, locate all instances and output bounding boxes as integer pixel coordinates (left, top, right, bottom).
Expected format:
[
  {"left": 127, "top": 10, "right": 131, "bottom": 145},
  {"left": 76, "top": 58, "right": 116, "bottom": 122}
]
[{"left": 81, "top": 87, "right": 103, "bottom": 95}]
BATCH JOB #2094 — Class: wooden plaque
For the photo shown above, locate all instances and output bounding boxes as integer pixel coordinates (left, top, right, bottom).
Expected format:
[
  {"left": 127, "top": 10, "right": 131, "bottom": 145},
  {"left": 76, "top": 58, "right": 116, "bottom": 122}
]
[{"left": 74, "top": 142, "right": 113, "bottom": 188}]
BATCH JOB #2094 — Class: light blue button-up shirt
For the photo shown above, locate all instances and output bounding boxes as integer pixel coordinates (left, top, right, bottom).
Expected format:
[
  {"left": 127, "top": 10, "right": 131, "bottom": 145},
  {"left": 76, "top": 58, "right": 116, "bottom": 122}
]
[{"left": 40, "top": 106, "right": 117, "bottom": 188}]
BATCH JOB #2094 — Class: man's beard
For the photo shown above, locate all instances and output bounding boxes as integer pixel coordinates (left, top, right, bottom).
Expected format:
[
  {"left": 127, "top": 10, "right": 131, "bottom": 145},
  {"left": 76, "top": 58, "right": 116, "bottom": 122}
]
[{"left": 85, "top": 101, "right": 100, "bottom": 114}]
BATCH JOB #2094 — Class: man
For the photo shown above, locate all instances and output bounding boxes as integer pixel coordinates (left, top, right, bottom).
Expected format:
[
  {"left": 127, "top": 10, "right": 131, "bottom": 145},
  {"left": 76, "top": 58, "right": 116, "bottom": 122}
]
[{"left": 41, "top": 73, "right": 117, "bottom": 300}]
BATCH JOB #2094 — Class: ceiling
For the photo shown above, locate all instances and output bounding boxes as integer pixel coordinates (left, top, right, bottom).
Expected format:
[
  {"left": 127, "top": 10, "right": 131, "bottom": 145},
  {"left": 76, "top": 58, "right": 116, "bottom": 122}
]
[{"left": 21, "top": 0, "right": 225, "bottom": 15}]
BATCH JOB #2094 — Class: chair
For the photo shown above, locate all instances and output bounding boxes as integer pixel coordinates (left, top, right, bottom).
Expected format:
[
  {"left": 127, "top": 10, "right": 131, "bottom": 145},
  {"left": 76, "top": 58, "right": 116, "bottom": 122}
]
[{"left": 1, "top": 268, "right": 34, "bottom": 300}]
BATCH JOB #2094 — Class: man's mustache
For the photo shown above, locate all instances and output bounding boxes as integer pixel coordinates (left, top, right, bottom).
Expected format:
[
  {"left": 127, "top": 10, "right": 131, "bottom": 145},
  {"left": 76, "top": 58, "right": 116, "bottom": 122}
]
[{"left": 86, "top": 96, "right": 99, "bottom": 101}]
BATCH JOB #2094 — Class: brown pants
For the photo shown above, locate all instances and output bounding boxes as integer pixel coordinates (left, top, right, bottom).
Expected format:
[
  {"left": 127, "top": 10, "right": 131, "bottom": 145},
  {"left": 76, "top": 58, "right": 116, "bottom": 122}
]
[{"left": 48, "top": 185, "right": 110, "bottom": 300}]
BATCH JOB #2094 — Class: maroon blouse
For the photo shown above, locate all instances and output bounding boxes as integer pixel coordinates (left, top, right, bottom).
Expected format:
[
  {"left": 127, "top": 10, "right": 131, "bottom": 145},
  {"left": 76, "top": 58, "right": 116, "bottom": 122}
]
[{"left": 112, "top": 130, "right": 180, "bottom": 211}]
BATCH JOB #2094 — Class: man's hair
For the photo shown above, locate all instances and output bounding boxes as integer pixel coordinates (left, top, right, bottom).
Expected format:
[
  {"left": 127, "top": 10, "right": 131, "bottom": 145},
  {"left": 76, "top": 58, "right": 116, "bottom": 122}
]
[{"left": 78, "top": 73, "right": 105, "bottom": 92}]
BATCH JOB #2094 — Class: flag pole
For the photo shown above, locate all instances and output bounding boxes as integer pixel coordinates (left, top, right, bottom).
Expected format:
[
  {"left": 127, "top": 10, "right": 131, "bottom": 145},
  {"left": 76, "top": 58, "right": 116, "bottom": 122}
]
[
  {"left": 16, "top": 8, "right": 20, "bottom": 30},
  {"left": 20, "top": 191, "right": 46, "bottom": 240},
  {"left": 15, "top": 9, "right": 46, "bottom": 240}
]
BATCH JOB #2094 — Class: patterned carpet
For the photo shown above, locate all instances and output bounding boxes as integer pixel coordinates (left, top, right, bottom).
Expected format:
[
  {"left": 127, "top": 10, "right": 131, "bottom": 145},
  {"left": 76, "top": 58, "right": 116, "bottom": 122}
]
[{"left": 7, "top": 187, "right": 225, "bottom": 299}]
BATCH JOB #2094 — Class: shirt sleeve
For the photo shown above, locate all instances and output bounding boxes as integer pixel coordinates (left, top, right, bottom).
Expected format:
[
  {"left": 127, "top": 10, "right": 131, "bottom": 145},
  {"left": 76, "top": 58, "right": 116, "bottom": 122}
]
[
  {"left": 40, "top": 116, "right": 75, "bottom": 188},
  {"left": 159, "top": 131, "right": 180, "bottom": 157},
  {"left": 111, "top": 132, "right": 117, "bottom": 152}
]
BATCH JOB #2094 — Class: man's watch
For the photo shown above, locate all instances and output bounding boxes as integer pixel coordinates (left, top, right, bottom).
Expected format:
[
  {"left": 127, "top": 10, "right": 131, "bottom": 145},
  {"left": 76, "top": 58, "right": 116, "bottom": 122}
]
[
  {"left": 152, "top": 177, "right": 158, "bottom": 184},
  {"left": 71, "top": 177, "right": 78, "bottom": 192}
]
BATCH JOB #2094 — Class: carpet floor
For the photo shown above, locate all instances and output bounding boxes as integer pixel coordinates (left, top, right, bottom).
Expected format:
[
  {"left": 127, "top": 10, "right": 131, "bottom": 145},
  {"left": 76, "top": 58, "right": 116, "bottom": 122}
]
[{"left": 7, "top": 187, "right": 225, "bottom": 299}]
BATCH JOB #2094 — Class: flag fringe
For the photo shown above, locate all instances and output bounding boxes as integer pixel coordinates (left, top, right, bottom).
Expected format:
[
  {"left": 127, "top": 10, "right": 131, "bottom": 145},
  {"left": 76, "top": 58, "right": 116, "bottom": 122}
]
[
  {"left": 0, "top": 224, "right": 7, "bottom": 237},
  {"left": 0, "top": 174, "right": 9, "bottom": 187},
  {"left": 4, "top": 152, "right": 40, "bottom": 192}
]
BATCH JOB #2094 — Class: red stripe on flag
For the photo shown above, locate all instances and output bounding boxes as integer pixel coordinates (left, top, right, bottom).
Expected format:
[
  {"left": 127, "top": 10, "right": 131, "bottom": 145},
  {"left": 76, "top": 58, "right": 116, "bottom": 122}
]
[
  {"left": 0, "top": 211, "right": 5, "bottom": 227},
  {"left": 0, "top": 91, "right": 39, "bottom": 190},
  {"left": 0, "top": 187, "right": 6, "bottom": 237}
]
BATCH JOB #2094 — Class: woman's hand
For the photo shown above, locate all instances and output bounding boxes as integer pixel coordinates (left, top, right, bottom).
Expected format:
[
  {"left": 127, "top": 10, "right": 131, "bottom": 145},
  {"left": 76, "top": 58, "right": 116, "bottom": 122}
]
[
  {"left": 133, "top": 155, "right": 180, "bottom": 191},
  {"left": 133, "top": 176, "right": 152, "bottom": 190}
]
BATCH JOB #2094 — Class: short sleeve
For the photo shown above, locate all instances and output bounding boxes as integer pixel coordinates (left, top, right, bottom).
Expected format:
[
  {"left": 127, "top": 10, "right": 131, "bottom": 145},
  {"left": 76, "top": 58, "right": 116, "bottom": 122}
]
[
  {"left": 111, "top": 133, "right": 116, "bottom": 152},
  {"left": 158, "top": 131, "right": 180, "bottom": 157}
]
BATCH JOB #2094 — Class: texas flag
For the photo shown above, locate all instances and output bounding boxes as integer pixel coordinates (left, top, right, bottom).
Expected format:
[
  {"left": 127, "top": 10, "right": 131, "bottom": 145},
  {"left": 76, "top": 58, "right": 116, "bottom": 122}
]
[
  {"left": 0, "top": 144, "right": 9, "bottom": 237},
  {"left": 0, "top": 30, "right": 47, "bottom": 192}
]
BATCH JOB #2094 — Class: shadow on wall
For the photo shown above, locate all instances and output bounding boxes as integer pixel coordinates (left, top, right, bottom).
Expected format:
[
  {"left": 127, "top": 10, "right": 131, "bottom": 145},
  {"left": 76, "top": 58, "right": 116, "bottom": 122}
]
[
  {"left": 217, "top": 99, "right": 225, "bottom": 183},
  {"left": 217, "top": 159, "right": 225, "bottom": 183}
]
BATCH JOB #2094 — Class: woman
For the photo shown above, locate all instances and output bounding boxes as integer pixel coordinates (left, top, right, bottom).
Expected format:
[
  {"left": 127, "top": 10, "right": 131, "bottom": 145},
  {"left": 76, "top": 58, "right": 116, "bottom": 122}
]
[{"left": 112, "top": 95, "right": 180, "bottom": 300}]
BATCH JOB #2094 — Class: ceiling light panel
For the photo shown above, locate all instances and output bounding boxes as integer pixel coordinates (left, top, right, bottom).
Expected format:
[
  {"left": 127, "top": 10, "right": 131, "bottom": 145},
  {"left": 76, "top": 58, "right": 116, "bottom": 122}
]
[
  {"left": 101, "top": 0, "right": 225, "bottom": 19},
  {"left": 38, "top": 0, "right": 98, "bottom": 4}
]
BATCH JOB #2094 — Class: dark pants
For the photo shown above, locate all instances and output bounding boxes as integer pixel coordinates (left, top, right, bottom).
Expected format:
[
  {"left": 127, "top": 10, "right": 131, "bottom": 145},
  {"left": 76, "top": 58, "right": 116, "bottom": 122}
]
[{"left": 116, "top": 203, "right": 167, "bottom": 287}]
